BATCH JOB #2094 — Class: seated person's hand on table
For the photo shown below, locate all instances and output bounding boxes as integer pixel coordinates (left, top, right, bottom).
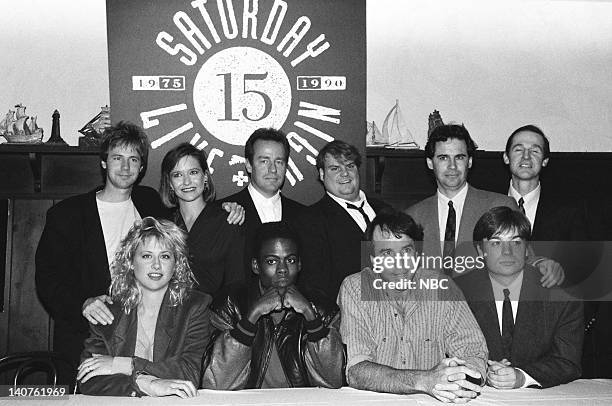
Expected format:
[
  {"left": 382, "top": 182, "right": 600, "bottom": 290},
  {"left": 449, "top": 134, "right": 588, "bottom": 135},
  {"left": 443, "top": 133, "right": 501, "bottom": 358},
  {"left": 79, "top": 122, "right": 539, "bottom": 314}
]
[
  {"left": 82, "top": 294, "right": 114, "bottom": 325},
  {"left": 422, "top": 357, "right": 482, "bottom": 403},
  {"left": 486, "top": 359, "right": 525, "bottom": 389},
  {"left": 77, "top": 354, "right": 118, "bottom": 382},
  {"left": 136, "top": 376, "right": 198, "bottom": 398}
]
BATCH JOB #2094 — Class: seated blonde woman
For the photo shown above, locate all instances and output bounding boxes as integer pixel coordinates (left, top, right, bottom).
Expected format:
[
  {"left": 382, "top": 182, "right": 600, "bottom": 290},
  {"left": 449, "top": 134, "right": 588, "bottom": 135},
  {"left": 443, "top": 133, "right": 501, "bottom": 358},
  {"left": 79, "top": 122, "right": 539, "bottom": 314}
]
[{"left": 77, "top": 217, "right": 211, "bottom": 398}]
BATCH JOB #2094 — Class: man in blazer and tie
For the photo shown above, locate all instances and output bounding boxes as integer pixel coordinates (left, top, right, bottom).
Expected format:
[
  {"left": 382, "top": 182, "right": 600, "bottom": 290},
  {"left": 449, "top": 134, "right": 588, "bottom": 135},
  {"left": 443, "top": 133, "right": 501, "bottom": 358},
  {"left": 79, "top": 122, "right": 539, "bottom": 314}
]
[
  {"left": 503, "top": 124, "right": 589, "bottom": 282},
  {"left": 405, "top": 124, "right": 563, "bottom": 287},
  {"left": 299, "top": 140, "right": 390, "bottom": 298},
  {"left": 456, "top": 206, "right": 583, "bottom": 389},
  {"left": 221, "top": 128, "right": 304, "bottom": 279}
]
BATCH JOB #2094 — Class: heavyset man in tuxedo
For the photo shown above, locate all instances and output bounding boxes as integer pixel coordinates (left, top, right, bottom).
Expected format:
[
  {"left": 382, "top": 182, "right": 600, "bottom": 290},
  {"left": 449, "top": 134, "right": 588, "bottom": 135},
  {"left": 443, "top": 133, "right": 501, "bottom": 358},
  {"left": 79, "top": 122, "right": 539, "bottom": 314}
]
[{"left": 299, "top": 140, "right": 389, "bottom": 298}]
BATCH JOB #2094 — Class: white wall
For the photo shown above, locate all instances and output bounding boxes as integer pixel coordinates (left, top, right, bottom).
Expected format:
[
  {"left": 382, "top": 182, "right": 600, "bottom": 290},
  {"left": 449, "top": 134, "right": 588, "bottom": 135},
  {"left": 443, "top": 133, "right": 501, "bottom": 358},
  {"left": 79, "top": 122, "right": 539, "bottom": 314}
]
[
  {"left": 1, "top": 0, "right": 611, "bottom": 151},
  {"left": 0, "top": 0, "right": 109, "bottom": 145},
  {"left": 368, "top": 0, "right": 612, "bottom": 151}
]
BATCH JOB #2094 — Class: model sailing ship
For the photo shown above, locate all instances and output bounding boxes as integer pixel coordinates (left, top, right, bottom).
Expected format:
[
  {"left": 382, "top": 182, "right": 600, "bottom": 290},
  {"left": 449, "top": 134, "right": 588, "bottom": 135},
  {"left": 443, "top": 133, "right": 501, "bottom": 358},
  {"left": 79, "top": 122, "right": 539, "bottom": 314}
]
[
  {"left": 366, "top": 100, "right": 420, "bottom": 149},
  {"left": 0, "top": 104, "right": 44, "bottom": 143}
]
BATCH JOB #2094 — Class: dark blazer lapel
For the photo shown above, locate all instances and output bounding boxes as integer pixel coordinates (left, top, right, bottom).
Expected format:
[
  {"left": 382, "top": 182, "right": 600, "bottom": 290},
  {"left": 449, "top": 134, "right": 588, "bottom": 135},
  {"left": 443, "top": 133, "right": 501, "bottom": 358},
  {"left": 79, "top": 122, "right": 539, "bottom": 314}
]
[
  {"left": 238, "top": 188, "right": 262, "bottom": 228},
  {"left": 457, "top": 186, "right": 481, "bottom": 244},
  {"left": 531, "top": 190, "right": 551, "bottom": 240},
  {"left": 107, "top": 310, "right": 137, "bottom": 357},
  {"left": 83, "top": 190, "right": 111, "bottom": 288},
  {"left": 153, "top": 292, "right": 177, "bottom": 361},
  {"left": 422, "top": 196, "right": 441, "bottom": 257},
  {"left": 512, "top": 267, "right": 546, "bottom": 358},
  {"left": 470, "top": 272, "right": 504, "bottom": 359},
  {"left": 321, "top": 195, "right": 363, "bottom": 236}
]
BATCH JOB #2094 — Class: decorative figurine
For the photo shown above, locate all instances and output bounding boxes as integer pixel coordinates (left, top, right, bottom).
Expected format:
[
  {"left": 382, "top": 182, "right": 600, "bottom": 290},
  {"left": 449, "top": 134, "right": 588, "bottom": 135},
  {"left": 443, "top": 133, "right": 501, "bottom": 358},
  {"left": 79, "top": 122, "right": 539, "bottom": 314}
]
[
  {"left": 0, "top": 104, "right": 44, "bottom": 143},
  {"left": 78, "top": 105, "right": 110, "bottom": 146},
  {"left": 46, "top": 109, "right": 67, "bottom": 145},
  {"left": 428, "top": 110, "right": 445, "bottom": 136}
]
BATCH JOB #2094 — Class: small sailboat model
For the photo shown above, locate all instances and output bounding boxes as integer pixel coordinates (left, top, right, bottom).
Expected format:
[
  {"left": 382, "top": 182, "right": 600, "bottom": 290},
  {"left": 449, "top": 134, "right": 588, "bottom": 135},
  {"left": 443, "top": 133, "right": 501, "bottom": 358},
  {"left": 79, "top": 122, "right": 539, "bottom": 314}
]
[
  {"left": 0, "top": 104, "right": 44, "bottom": 143},
  {"left": 365, "top": 120, "right": 386, "bottom": 146},
  {"left": 381, "top": 100, "right": 419, "bottom": 149}
]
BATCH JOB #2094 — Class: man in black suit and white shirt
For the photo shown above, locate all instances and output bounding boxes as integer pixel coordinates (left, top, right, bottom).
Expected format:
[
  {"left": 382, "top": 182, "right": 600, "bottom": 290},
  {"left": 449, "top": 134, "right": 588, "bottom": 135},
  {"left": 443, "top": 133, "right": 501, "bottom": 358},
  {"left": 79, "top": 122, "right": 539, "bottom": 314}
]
[
  {"left": 222, "top": 128, "right": 304, "bottom": 279},
  {"left": 503, "top": 124, "right": 587, "bottom": 243},
  {"left": 299, "top": 140, "right": 389, "bottom": 298}
]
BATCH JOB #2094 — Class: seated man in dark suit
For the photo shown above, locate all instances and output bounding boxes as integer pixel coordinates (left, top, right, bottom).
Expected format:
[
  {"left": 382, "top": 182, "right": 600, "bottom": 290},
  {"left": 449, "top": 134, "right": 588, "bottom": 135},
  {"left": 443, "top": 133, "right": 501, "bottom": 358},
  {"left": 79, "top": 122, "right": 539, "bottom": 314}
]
[
  {"left": 456, "top": 206, "right": 583, "bottom": 389},
  {"left": 299, "top": 140, "right": 390, "bottom": 298},
  {"left": 202, "top": 222, "right": 343, "bottom": 389},
  {"left": 221, "top": 128, "right": 304, "bottom": 279}
]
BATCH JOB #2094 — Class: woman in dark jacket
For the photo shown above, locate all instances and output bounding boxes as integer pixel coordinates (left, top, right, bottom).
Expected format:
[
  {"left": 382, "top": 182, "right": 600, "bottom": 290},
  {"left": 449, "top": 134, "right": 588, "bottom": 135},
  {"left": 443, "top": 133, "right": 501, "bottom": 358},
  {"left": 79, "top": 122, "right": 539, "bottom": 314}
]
[
  {"left": 77, "top": 217, "right": 211, "bottom": 398},
  {"left": 160, "top": 143, "right": 246, "bottom": 296}
]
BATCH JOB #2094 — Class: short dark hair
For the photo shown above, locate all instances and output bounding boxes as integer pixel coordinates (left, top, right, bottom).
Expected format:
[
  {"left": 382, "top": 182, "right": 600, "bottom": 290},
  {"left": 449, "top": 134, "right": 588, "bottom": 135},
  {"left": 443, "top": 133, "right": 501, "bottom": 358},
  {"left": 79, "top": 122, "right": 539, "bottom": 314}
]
[
  {"left": 473, "top": 206, "right": 531, "bottom": 251},
  {"left": 316, "top": 140, "right": 362, "bottom": 171},
  {"left": 505, "top": 124, "right": 551, "bottom": 159},
  {"left": 252, "top": 221, "right": 301, "bottom": 261},
  {"left": 99, "top": 121, "right": 150, "bottom": 182},
  {"left": 159, "top": 143, "right": 215, "bottom": 208},
  {"left": 365, "top": 208, "right": 424, "bottom": 253},
  {"left": 425, "top": 124, "right": 477, "bottom": 159},
  {"left": 244, "top": 128, "right": 290, "bottom": 164}
]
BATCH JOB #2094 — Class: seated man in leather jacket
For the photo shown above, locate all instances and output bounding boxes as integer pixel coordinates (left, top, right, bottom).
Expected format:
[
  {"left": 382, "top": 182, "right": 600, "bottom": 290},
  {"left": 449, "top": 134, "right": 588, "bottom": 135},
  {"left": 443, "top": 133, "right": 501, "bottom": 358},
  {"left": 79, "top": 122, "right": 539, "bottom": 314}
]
[{"left": 201, "top": 221, "right": 344, "bottom": 389}]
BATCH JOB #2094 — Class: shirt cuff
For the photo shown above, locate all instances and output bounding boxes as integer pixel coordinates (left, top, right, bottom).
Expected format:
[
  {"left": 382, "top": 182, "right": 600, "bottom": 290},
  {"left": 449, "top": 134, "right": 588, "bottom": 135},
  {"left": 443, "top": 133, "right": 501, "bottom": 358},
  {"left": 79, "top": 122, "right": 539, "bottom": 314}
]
[
  {"left": 230, "top": 318, "right": 257, "bottom": 346},
  {"left": 516, "top": 368, "right": 541, "bottom": 388},
  {"left": 111, "top": 356, "right": 133, "bottom": 375}
]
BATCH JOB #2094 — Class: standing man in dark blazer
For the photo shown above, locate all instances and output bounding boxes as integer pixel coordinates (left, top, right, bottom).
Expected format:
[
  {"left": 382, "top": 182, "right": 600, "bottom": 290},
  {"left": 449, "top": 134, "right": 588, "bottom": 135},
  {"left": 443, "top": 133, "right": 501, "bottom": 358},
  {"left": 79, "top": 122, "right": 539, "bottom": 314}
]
[
  {"left": 221, "top": 128, "right": 304, "bottom": 280},
  {"left": 300, "top": 140, "right": 390, "bottom": 298},
  {"left": 503, "top": 124, "right": 588, "bottom": 280},
  {"left": 35, "top": 122, "right": 168, "bottom": 386},
  {"left": 406, "top": 124, "right": 563, "bottom": 287},
  {"left": 456, "top": 207, "right": 583, "bottom": 389}
]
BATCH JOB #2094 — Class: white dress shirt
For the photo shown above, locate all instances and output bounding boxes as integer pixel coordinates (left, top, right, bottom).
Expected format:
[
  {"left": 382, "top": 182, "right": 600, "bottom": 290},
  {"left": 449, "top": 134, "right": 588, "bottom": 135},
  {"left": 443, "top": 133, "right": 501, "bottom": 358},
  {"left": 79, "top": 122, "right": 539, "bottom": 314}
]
[
  {"left": 508, "top": 181, "right": 541, "bottom": 229},
  {"left": 248, "top": 183, "right": 282, "bottom": 223},
  {"left": 327, "top": 190, "right": 376, "bottom": 232},
  {"left": 489, "top": 271, "right": 540, "bottom": 388},
  {"left": 436, "top": 183, "right": 469, "bottom": 254}
]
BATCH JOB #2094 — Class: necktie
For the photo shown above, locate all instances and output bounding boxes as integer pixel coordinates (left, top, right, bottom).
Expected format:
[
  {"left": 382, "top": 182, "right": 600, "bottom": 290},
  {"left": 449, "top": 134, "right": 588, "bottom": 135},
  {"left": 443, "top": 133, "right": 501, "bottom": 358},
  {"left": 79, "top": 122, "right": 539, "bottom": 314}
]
[
  {"left": 501, "top": 288, "right": 514, "bottom": 360},
  {"left": 443, "top": 201, "right": 456, "bottom": 261},
  {"left": 518, "top": 197, "right": 525, "bottom": 215},
  {"left": 347, "top": 201, "right": 371, "bottom": 228}
]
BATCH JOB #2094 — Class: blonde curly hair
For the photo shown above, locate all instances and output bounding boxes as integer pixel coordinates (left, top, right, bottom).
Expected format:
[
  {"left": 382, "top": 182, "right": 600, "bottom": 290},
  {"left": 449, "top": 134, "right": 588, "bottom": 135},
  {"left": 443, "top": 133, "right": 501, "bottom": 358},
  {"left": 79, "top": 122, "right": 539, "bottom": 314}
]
[{"left": 109, "top": 216, "right": 197, "bottom": 314}]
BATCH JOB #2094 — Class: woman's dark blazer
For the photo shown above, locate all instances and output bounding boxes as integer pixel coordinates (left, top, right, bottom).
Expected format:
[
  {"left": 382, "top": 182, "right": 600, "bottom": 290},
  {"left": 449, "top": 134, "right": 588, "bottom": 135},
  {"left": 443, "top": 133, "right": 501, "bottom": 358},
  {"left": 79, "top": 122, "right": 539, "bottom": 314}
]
[{"left": 78, "top": 290, "right": 212, "bottom": 397}]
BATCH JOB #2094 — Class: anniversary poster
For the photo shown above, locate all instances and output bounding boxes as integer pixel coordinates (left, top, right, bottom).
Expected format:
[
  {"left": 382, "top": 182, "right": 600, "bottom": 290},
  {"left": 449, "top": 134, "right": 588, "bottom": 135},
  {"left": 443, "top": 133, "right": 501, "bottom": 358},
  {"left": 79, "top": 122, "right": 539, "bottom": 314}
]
[{"left": 106, "top": 0, "right": 366, "bottom": 204}]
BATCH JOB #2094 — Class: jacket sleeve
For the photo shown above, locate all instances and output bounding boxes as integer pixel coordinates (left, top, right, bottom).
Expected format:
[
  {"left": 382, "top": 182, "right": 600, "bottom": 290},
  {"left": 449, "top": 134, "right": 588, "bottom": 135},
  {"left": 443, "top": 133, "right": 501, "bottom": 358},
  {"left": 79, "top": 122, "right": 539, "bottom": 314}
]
[
  {"left": 519, "top": 301, "right": 584, "bottom": 388},
  {"left": 443, "top": 283, "right": 489, "bottom": 382},
  {"left": 35, "top": 206, "right": 84, "bottom": 324},
  {"left": 133, "top": 299, "right": 212, "bottom": 387},
  {"left": 78, "top": 324, "right": 141, "bottom": 396},
  {"left": 201, "top": 310, "right": 252, "bottom": 390},
  {"left": 303, "top": 311, "right": 344, "bottom": 388}
]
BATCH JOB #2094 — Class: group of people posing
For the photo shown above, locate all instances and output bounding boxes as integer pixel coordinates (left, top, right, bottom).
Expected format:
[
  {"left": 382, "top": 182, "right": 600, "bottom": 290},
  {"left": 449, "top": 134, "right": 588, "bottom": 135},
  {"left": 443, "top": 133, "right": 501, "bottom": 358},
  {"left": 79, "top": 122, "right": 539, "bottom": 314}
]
[{"left": 34, "top": 122, "right": 590, "bottom": 402}]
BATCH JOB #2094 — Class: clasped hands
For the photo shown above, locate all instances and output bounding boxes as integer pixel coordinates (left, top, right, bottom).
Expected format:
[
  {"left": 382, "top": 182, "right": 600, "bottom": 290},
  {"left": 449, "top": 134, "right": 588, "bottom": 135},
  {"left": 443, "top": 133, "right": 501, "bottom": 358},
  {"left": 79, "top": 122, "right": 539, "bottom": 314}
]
[
  {"left": 486, "top": 359, "right": 525, "bottom": 389},
  {"left": 248, "top": 286, "right": 315, "bottom": 323},
  {"left": 422, "top": 357, "right": 483, "bottom": 403}
]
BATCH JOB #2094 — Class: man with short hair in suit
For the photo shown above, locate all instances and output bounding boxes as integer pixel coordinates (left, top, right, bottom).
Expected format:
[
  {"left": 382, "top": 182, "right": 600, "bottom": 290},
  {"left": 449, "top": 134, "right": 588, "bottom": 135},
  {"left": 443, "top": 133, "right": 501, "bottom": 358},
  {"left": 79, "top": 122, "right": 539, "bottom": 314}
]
[
  {"left": 221, "top": 128, "right": 304, "bottom": 279},
  {"left": 503, "top": 124, "right": 588, "bottom": 281},
  {"left": 456, "top": 206, "right": 583, "bottom": 389},
  {"left": 36, "top": 122, "right": 169, "bottom": 386},
  {"left": 300, "top": 140, "right": 390, "bottom": 298},
  {"left": 405, "top": 124, "right": 563, "bottom": 287}
]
